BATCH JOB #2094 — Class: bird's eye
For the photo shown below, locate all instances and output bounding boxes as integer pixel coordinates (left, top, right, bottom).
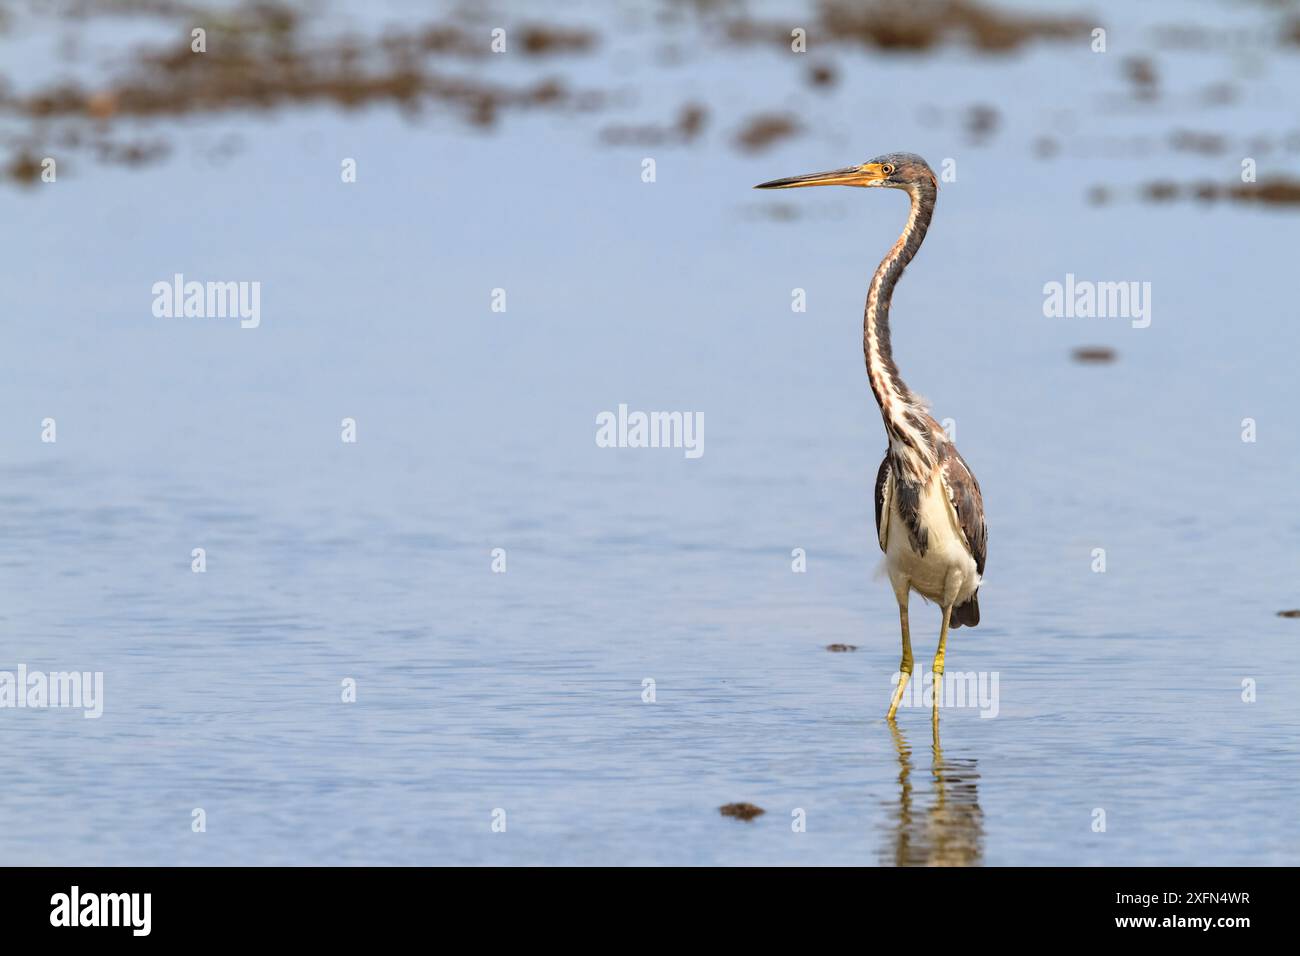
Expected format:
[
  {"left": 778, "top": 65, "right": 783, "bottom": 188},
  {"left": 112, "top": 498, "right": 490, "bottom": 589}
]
[{"left": 882, "top": 163, "right": 895, "bottom": 175}]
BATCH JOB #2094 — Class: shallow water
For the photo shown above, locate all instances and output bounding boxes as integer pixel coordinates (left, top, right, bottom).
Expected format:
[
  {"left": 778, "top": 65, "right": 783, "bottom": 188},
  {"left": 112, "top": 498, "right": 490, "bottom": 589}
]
[{"left": 2, "top": 0, "right": 1299, "bottom": 865}]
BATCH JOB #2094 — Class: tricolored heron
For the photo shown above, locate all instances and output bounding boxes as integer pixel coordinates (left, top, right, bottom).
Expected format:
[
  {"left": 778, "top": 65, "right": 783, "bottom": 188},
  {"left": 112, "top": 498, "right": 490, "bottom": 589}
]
[{"left": 755, "top": 153, "right": 987, "bottom": 721}]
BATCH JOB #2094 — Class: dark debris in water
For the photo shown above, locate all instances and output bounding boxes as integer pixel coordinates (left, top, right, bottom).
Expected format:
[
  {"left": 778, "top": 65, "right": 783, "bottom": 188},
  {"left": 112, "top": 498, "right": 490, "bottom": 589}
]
[
  {"left": 1199, "top": 81, "right": 1239, "bottom": 107},
  {"left": 518, "top": 25, "right": 599, "bottom": 57},
  {"left": 743, "top": 201, "right": 850, "bottom": 224},
  {"left": 600, "top": 103, "right": 707, "bottom": 147},
  {"left": 719, "top": 802, "right": 765, "bottom": 821},
  {"left": 727, "top": 0, "right": 1092, "bottom": 54},
  {"left": 1169, "top": 129, "right": 1226, "bottom": 155},
  {"left": 1123, "top": 55, "right": 1159, "bottom": 101},
  {"left": 1277, "top": 610, "right": 1300, "bottom": 619},
  {"left": 10, "top": 29, "right": 596, "bottom": 124},
  {"left": 4, "top": 149, "right": 43, "bottom": 185},
  {"left": 1034, "top": 136, "right": 1060, "bottom": 159},
  {"left": 735, "top": 113, "right": 800, "bottom": 153},
  {"left": 965, "top": 104, "right": 999, "bottom": 144},
  {"left": 826, "top": 643, "right": 858, "bottom": 652},
  {"left": 807, "top": 62, "right": 838, "bottom": 89},
  {"left": 1071, "top": 346, "right": 1117, "bottom": 365},
  {"left": 1283, "top": 17, "right": 1300, "bottom": 48},
  {"left": 1138, "top": 178, "right": 1300, "bottom": 207},
  {"left": 0, "top": 1, "right": 607, "bottom": 181},
  {"left": 747, "top": 202, "right": 801, "bottom": 222}
]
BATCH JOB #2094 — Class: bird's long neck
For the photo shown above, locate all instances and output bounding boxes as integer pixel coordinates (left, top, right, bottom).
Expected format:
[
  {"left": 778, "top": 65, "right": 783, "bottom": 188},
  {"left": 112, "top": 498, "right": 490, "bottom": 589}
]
[{"left": 864, "top": 180, "right": 938, "bottom": 482}]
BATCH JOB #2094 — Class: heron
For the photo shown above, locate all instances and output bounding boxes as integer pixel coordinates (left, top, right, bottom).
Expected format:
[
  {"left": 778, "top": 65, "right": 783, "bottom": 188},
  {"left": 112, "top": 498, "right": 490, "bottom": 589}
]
[{"left": 755, "top": 153, "right": 987, "bottom": 721}]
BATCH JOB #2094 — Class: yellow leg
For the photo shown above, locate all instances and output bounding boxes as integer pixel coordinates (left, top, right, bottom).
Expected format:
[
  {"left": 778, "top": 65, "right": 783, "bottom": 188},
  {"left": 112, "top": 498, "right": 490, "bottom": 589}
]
[
  {"left": 886, "top": 603, "right": 914, "bottom": 721},
  {"left": 931, "top": 604, "right": 953, "bottom": 716}
]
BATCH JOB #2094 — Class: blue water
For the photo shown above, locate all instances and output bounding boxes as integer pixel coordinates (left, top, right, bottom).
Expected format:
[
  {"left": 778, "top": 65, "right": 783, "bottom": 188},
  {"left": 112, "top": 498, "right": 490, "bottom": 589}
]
[{"left": 2, "top": 0, "right": 1298, "bottom": 865}]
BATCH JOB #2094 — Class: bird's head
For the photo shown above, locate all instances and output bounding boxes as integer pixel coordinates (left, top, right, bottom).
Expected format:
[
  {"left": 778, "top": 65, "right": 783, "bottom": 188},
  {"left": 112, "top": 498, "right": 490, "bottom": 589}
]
[{"left": 754, "top": 152, "right": 936, "bottom": 192}]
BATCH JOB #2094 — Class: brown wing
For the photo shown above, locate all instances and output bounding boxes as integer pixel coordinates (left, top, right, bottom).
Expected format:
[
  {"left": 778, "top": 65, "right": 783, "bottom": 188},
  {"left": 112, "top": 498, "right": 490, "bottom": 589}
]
[
  {"left": 873, "top": 453, "right": 891, "bottom": 552},
  {"left": 940, "top": 447, "right": 986, "bottom": 576}
]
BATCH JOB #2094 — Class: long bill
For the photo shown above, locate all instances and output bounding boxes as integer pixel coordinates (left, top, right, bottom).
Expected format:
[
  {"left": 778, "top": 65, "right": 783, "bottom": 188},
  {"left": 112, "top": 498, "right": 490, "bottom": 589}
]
[{"left": 754, "top": 163, "right": 889, "bottom": 189}]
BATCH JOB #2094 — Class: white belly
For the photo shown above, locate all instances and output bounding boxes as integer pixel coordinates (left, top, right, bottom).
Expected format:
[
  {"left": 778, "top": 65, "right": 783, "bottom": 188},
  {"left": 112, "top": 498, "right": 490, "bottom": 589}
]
[{"left": 884, "top": 468, "right": 979, "bottom": 608}]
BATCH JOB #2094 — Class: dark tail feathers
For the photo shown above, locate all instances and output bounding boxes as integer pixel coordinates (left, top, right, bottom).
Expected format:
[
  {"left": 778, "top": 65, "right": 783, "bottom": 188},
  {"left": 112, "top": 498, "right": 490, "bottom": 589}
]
[{"left": 951, "top": 591, "right": 980, "bottom": 629}]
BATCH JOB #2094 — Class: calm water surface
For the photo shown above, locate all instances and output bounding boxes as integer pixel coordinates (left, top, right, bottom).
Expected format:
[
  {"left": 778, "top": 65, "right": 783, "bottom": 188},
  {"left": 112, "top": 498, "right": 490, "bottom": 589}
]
[{"left": 1, "top": 0, "right": 1298, "bottom": 864}]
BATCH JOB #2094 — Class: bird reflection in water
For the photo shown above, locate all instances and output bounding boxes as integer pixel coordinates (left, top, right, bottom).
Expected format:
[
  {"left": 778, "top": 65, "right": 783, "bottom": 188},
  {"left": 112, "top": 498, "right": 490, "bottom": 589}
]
[{"left": 885, "top": 715, "right": 984, "bottom": 866}]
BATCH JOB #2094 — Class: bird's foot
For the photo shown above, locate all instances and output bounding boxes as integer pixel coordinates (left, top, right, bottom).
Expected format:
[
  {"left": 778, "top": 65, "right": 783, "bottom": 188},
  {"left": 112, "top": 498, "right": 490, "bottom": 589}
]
[{"left": 886, "top": 666, "right": 913, "bottom": 721}]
